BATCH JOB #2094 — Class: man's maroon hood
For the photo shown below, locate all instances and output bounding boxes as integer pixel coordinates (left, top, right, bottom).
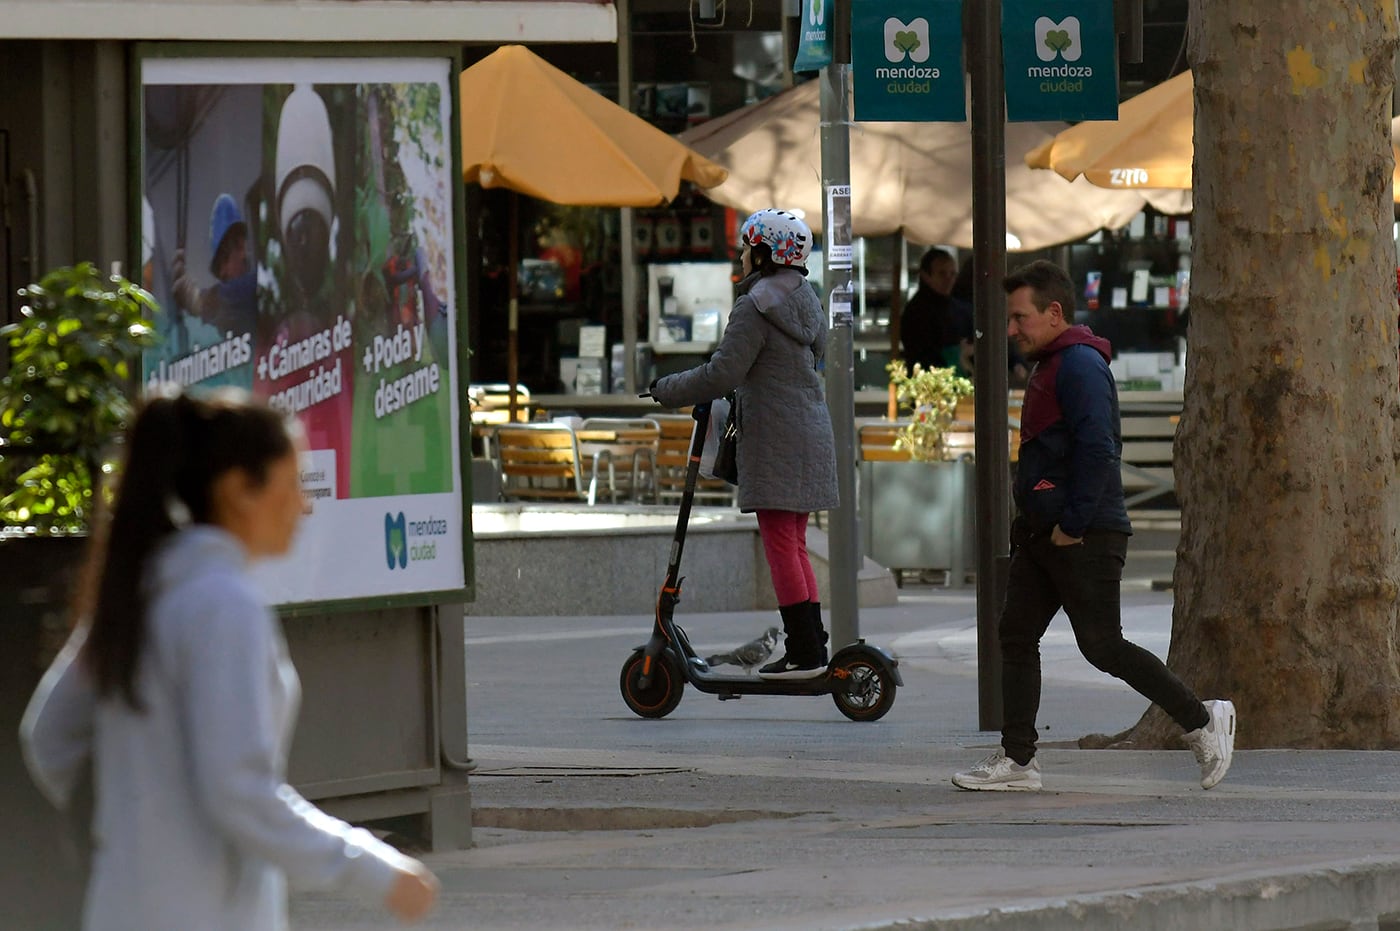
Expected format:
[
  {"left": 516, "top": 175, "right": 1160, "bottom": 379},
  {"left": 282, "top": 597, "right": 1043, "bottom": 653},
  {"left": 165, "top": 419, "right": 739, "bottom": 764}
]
[{"left": 1031, "top": 324, "right": 1112, "bottom": 363}]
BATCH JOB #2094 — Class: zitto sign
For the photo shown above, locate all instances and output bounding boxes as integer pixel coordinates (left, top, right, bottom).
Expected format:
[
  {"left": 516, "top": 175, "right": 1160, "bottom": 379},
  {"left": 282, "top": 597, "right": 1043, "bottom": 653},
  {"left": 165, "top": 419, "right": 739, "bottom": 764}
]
[
  {"left": 852, "top": 0, "right": 965, "bottom": 123},
  {"left": 1002, "top": 0, "right": 1118, "bottom": 122}
]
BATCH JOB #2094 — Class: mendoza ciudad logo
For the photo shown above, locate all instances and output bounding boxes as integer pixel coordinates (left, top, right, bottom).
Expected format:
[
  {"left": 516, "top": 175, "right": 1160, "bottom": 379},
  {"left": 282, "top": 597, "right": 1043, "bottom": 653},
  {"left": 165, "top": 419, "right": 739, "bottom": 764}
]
[
  {"left": 876, "top": 16, "right": 938, "bottom": 94},
  {"left": 1029, "top": 15, "right": 1092, "bottom": 93},
  {"left": 384, "top": 511, "right": 449, "bottom": 570}
]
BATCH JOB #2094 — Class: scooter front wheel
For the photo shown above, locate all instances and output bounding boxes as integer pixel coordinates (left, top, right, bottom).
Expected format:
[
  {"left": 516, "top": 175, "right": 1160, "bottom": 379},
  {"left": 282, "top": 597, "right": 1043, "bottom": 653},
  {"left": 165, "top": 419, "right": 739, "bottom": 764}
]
[
  {"left": 620, "top": 650, "right": 684, "bottom": 719},
  {"left": 830, "top": 656, "right": 897, "bottom": 722}
]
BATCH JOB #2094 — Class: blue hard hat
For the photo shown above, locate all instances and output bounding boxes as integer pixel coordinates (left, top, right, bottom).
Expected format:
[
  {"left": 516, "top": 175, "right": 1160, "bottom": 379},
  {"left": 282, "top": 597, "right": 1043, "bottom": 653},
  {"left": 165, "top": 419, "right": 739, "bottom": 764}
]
[{"left": 208, "top": 193, "right": 246, "bottom": 274}]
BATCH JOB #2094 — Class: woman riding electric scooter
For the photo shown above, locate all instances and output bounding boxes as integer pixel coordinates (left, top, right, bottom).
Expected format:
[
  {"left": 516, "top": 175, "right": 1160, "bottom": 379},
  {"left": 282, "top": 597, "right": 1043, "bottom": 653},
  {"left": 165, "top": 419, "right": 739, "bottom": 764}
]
[{"left": 648, "top": 208, "right": 836, "bottom": 680}]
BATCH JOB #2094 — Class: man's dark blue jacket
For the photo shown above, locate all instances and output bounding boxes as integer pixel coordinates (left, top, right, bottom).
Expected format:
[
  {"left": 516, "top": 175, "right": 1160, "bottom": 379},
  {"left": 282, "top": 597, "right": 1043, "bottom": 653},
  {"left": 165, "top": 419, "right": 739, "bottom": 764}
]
[{"left": 1014, "top": 325, "right": 1132, "bottom": 538}]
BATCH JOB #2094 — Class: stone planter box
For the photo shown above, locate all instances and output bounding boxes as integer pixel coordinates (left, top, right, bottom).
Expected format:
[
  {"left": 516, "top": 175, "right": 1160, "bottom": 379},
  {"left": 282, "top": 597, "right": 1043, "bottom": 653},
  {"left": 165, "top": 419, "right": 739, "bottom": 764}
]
[{"left": 859, "top": 457, "right": 975, "bottom": 586}]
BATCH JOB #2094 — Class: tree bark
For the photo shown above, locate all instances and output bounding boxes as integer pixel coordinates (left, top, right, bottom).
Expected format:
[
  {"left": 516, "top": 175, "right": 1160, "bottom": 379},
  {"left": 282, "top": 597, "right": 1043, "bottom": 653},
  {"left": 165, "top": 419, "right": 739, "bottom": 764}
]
[{"left": 1126, "top": 1, "right": 1400, "bottom": 749}]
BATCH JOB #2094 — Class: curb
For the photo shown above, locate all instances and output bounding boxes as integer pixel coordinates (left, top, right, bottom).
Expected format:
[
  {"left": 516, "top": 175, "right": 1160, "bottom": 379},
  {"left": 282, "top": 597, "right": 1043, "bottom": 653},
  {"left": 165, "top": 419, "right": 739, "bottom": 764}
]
[{"left": 835, "top": 856, "right": 1400, "bottom": 931}]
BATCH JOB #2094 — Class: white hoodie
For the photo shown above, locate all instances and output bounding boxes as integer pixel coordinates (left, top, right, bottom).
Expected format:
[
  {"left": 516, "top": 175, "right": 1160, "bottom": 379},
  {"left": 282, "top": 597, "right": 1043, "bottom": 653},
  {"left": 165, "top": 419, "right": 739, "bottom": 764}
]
[{"left": 21, "top": 525, "right": 411, "bottom": 931}]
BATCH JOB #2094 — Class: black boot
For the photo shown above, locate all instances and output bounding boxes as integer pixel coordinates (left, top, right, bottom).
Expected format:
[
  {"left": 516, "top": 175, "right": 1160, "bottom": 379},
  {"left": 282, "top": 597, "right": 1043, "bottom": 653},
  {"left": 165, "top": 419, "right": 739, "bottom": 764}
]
[
  {"left": 808, "top": 601, "right": 829, "bottom": 666},
  {"left": 759, "top": 602, "right": 825, "bottom": 679}
]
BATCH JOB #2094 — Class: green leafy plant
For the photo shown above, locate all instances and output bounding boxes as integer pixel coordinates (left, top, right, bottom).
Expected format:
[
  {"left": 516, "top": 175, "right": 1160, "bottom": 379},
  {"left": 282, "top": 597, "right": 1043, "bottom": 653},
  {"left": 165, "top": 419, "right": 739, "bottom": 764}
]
[
  {"left": 886, "top": 360, "right": 974, "bottom": 462},
  {"left": 893, "top": 30, "right": 922, "bottom": 55},
  {"left": 0, "top": 264, "right": 158, "bottom": 533}
]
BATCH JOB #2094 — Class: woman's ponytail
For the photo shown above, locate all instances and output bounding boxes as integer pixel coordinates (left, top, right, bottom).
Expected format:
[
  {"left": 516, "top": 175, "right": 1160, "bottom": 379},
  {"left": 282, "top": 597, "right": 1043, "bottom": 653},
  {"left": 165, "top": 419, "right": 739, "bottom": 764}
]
[
  {"left": 81, "top": 386, "right": 294, "bottom": 709},
  {"left": 83, "top": 389, "right": 193, "bottom": 708}
]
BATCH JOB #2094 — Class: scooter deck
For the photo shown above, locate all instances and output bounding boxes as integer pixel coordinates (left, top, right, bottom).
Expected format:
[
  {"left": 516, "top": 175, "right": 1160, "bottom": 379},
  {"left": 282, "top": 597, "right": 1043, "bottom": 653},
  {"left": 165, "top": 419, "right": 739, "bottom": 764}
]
[{"left": 685, "top": 667, "right": 837, "bottom": 697}]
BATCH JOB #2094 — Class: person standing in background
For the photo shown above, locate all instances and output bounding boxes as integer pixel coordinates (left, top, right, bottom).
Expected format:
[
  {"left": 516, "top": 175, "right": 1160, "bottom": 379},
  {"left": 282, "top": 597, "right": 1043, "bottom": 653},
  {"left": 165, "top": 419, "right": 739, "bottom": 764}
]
[{"left": 901, "top": 247, "right": 973, "bottom": 376}]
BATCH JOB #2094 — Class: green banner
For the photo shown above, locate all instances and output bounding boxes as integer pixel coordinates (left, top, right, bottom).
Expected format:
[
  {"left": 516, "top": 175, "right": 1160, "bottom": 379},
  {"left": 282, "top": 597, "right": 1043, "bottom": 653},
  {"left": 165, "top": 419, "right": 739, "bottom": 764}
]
[
  {"left": 1002, "top": 0, "right": 1118, "bottom": 122},
  {"left": 793, "top": 0, "right": 832, "bottom": 72},
  {"left": 851, "top": 0, "right": 965, "bottom": 123}
]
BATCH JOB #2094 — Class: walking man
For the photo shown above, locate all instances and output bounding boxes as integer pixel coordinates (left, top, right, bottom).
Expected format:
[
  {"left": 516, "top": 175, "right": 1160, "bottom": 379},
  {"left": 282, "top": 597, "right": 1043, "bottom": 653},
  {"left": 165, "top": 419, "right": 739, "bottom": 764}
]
[{"left": 953, "top": 260, "right": 1235, "bottom": 792}]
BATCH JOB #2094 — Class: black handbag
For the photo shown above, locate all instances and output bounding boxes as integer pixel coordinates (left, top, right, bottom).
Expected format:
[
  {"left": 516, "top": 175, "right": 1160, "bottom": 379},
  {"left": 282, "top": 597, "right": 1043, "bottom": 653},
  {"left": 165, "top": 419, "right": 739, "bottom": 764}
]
[{"left": 711, "top": 395, "right": 739, "bottom": 485}]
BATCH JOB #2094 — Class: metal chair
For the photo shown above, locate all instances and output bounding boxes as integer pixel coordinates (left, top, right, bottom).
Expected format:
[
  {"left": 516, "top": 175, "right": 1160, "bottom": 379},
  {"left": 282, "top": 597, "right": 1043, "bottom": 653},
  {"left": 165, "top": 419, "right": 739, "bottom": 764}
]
[
  {"left": 493, "top": 423, "right": 597, "bottom": 504},
  {"left": 577, "top": 418, "right": 661, "bottom": 504}
]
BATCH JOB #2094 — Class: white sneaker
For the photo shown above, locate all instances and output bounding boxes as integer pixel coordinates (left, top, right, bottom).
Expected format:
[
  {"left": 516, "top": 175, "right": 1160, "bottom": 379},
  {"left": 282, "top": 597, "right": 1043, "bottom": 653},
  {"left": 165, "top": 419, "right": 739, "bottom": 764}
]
[
  {"left": 1184, "top": 699, "right": 1236, "bottom": 789},
  {"left": 951, "top": 750, "right": 1042, "bottom": 791}
]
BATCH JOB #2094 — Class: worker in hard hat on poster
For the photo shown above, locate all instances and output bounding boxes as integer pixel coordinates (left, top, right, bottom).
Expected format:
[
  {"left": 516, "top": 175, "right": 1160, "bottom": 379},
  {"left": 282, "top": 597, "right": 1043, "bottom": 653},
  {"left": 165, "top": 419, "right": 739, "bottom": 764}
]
[{"left": 171, "top": 192, "right": 259, "bottom": 339}]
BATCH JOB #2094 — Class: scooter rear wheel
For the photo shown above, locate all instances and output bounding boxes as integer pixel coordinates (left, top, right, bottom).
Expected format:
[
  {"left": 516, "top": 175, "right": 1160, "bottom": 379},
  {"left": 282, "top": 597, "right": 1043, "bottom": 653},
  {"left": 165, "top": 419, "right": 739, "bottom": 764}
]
[
  {"left": 830, "top": 657, "right": 897, "bottom": 722},
  {"left": 620, "top": 650, "right": 684, "bottom": 719}
]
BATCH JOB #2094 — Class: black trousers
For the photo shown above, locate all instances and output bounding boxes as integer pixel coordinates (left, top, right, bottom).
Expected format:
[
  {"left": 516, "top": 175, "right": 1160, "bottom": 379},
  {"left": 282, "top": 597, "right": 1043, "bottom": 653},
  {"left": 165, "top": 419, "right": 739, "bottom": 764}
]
[{"left": 999, "top": 525, "right": 1208, "bottom": 765}]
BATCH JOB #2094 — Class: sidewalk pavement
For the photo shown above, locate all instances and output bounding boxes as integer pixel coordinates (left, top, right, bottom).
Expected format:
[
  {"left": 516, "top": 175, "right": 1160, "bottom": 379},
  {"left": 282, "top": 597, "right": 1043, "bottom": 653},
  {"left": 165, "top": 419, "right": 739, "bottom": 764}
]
[{"left": 290, "top": 581, "right": 1400, "bottom": 931}]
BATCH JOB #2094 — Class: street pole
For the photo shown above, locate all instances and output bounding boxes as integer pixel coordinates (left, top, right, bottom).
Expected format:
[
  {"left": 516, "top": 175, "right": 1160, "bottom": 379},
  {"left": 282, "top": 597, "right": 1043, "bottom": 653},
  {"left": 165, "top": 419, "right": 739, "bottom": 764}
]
[
  {"left": 821, "top": 0, "right": 859, "bottom": 648},
  {"left": 969, "top": 0, "right": 1010, "bottom": 731},
  {"left": 617, "top": 0, "right": 638, "bottom": 394}
]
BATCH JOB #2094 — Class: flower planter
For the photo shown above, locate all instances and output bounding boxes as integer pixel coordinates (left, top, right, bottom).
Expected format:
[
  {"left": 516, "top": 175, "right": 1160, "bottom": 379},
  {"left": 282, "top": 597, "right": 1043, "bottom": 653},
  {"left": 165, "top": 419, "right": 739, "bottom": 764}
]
[{"left": 859, "top": 457, "right": 975, "bottom": 586}]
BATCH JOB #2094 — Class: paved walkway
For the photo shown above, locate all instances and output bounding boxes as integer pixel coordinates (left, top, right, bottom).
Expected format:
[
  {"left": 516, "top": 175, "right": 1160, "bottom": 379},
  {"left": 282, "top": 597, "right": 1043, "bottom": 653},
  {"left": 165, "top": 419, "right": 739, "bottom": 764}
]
[{"left": 289, "top": 586, "right": 1400, "bottom": 930}]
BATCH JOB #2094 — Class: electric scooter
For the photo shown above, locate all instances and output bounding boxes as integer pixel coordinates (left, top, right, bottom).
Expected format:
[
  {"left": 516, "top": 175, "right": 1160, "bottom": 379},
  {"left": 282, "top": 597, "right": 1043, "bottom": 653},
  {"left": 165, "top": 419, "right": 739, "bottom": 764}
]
[{"left": 619, "top": 401, "right": 902, "bottom": 722}]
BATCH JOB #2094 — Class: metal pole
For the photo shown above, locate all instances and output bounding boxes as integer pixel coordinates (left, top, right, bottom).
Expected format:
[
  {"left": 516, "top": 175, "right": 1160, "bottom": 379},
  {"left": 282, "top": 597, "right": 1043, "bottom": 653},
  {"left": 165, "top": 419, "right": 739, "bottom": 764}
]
[
  {"left": 617, "top": 0, "right": 639, "bottom": 394},
  {"left": 969, "top": 0, "right": 1010, "bottom": 731},
  {"left": 821, "top": 0, "right": 859, "bottom": 648},
  {"left": 508, "top": 192, "right": 520, "bottom": 422}
]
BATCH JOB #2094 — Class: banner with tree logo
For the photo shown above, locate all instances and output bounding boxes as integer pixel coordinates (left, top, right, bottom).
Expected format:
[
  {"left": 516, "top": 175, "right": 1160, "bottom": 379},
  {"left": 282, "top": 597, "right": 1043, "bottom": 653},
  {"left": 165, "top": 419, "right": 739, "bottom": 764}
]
[
  {"left": 851, "top": 0, "right": 965, "bottom": 122},
  {"left": 1002, "top": 0, "right": 1118, "bottom": 121}
]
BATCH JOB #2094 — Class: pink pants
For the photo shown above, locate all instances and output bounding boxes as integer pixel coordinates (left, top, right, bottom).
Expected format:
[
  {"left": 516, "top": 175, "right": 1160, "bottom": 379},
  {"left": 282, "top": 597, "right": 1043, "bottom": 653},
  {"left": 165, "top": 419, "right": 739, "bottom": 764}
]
[{"left": 756, "top": 509, "right": 819, "bottom": 606}]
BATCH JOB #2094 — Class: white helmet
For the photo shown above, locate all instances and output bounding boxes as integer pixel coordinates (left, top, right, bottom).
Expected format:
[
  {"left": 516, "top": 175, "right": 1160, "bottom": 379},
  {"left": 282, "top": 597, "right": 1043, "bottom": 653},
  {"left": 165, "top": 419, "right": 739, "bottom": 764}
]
[{"left": 739, "top": 208, "right": 812, "bottom": 267}]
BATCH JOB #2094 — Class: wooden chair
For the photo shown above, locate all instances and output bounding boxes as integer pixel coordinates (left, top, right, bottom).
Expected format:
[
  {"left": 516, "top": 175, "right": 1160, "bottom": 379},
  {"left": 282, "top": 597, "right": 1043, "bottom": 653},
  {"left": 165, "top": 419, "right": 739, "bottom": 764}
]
[
  {"left": 648, "top": 412, "right": 737, "bottom": 506},
  {"left": 577, "top": 418, "right": 661, "bottom": 503},
  {"left": 493, "top": 423, "right": 598, "bottom": 504}
]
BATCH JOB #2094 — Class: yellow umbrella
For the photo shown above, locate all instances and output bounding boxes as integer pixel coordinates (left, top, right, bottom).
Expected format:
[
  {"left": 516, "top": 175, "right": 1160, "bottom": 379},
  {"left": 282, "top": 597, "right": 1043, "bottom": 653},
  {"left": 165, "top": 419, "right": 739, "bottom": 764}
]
[
  {"left": 457, "top": 45, "right": 728, "bottom": 415},
  {"left": 459, "top": 45, "right": 727, "bottom": 205},
  {"left": 1030, "top": 70, "right": 1399, "bottom": 211},
  {"left": 1029, "top": 70, "right": 1194, "bottom": 191},
  {"left": 678, "top": 79, "right": 1149, "bottom": 252}
]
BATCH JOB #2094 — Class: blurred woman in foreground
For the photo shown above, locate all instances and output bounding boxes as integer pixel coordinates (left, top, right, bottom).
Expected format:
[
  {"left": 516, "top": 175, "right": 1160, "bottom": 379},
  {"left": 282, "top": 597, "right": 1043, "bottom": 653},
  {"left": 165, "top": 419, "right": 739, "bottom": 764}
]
[{"left": 22, "top": 386, "right": 438, "bottom": 930}]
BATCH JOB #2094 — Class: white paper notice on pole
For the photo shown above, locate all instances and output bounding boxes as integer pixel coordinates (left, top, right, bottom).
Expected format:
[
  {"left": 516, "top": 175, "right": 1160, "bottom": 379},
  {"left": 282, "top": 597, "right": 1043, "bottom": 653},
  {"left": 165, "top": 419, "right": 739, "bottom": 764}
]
[
  {"left": 825, "top": 185, "right": 853, "bottom": 269},
  {"left": 829, "top": 286, "right": 853, "bottom": 327}
]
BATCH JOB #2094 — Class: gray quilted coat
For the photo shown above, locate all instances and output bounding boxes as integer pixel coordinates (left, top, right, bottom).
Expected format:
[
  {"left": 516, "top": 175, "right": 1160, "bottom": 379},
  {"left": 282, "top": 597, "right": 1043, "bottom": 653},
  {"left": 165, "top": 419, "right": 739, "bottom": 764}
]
[{"left": 652, "top": 269, "right": 839, "bottom": 514}]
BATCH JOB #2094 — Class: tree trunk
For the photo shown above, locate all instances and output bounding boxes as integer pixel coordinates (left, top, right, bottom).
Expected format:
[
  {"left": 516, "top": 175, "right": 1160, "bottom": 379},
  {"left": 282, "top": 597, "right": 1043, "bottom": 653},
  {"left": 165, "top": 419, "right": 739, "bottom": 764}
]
[{"left": 1128, "top": 1, "right": 1400, "bottom": 749}]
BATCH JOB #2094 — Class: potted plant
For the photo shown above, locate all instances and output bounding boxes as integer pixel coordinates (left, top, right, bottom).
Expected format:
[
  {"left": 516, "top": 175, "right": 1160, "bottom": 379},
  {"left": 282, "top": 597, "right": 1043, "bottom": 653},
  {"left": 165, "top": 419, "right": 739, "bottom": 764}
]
[
  {"left": 859, "top": 361, "right": 976, "bottom": 586},
  {"left": 1, "top": 259, "right": 157, "bottom": 697},
  {"left": 1, "top": 266, "right": 157, "bottom": 909},
  {"left": 0, "top": 259, "right": 157, "bottom": 646}
]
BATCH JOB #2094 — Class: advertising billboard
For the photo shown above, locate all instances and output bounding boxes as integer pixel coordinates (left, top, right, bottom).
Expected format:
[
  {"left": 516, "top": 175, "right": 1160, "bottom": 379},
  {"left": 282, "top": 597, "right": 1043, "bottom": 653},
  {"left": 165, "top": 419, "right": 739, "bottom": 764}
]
[{"left": 137, "top": 52, "right": 469, "bottom": 607}]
